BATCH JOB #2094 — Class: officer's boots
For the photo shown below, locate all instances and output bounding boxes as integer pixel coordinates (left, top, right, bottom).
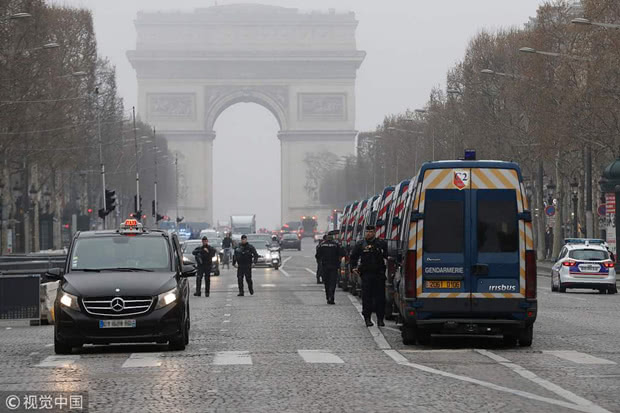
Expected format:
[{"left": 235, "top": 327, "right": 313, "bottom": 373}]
[
  {"left": 377, "top": 318, "right": 385, "bottom": 327},
  {"left": 364, "top": 317, "right": 374, "bottom": 327}
]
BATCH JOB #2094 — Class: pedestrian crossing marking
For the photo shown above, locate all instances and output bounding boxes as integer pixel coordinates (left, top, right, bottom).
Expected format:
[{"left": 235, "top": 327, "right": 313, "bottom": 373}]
[
  {"left": 122, "top": 352, "right": 163, "bottom": 368},
  {"left": 543, "top": 351, "right": 616, "bottom": 365},
  {"left": 213, "top": 351, "right": 252, "bottom": 365},
  {"left": 36, "top": 355, "right": 79, "bottom": 368},
  {"left": 298, "top": 350, "right": 344, "bottom": 364},
  {"left": 304, "top": 268, "right": 317, "bottom": 275},
  {"left": 260, "top": 284, "right": 276, "bottom": 287}
]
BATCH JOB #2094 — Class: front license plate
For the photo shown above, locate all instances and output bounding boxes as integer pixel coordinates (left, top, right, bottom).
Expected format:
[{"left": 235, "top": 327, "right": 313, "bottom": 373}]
[
  {"left": 99, "top": 319, "right": 136, "bottom": 329},
  {"left": 425, "top": 280, "right": 461, "bottom": 289}
]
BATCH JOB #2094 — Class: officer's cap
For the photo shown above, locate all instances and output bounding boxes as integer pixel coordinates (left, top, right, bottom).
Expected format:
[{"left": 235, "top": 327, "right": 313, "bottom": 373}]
[
  {"left": 202, "top": 236, "right": 208, "bottom": 241},
  {"left": 328, "top": 230, "right": 340, "bottom": 236},
  {"left": 366, "top": 225, "right": 376, "bottom": 231}
]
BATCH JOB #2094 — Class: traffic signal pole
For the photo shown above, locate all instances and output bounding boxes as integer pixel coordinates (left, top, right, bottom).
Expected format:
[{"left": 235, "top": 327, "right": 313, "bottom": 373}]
[
  {"left": 133, "top": 107, "right": 140, "bottom": 220},
  {"left": 96, "top": 88, "right": 106, "bottom": 229},
  {"left": 153, "top": 127, "right": 158, "bottom": 227}
]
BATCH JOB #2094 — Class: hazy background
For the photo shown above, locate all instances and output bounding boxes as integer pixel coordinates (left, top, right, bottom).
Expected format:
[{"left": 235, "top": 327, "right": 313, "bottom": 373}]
[{"left": 50, "top": 0, "right": 547, "bottom": 229}]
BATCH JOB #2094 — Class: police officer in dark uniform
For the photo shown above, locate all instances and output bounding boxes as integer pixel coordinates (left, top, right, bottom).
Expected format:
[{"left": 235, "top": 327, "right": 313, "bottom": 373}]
[
  {"left": 232, "top": 234, "right": 259, "bottom": 296},
  {"left": 192, "top": 236, "right": 217, "bottom": 297},
  {"left": 314, "top": 234, "right": 328, "bottom": 284},
  {"left": 350, "top": 225, "right": 388, "bottom": 326},
  {"left": 315, "top": 230, "right": 345, "bottom": 304}
]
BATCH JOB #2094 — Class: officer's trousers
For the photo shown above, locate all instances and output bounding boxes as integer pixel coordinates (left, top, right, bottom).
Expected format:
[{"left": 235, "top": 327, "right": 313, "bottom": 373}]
[
  {"left": 196, "top": 265, "right": 211, "bottom": 295},
  {"left": 322, "top": 266, "right": 338, "bottom": 301},
  {"left": 237, "top": 266, "right": 253, "bottom": 294},
  {"left": 361, "top": 274, "right": 386, "bottom": 320},
  {"left": 316, "top": 261, "right": 323, "bottom": 282}
]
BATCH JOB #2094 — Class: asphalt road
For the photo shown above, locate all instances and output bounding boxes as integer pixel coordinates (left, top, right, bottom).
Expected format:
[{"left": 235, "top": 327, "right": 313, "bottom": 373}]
[{"left": 1, "top": 238, "right": 619, "bottom": 412}]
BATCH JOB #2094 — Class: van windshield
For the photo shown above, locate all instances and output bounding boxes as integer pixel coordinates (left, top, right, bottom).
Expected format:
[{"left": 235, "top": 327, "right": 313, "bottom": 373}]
[
  {"left": 424, "top": 199, "right": 464, "bottom": 253},
  {"left": 477, "top": 199, "right": 518, "bottom": 253}
]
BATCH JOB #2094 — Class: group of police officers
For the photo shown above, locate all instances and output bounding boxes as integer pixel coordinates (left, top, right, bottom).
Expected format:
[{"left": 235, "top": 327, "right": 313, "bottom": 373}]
[
  {"left": 192, "top": 226, "right": 388, "bottom": 328},
  {"left": 316, "top": 225, "right": 388, "bottom": 327}
]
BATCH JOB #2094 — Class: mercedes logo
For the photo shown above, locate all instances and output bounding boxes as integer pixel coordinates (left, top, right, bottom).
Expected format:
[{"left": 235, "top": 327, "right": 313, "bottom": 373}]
[{"left": 111, "top": 297, "right": 125, "bottom": 312}]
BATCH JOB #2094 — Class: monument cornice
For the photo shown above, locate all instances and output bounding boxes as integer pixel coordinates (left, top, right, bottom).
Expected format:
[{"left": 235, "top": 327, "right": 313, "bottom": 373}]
[{"left": 127, "top": 50, "right": 366, "bottom": 64}]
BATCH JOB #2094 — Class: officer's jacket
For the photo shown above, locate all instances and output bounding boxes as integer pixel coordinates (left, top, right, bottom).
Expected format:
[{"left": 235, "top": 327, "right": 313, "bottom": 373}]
[
  {"left": 315, "top": 240, "right": 345, "bottom": 269},
  {"left": 192, "top": 245, "right": 217, "bottom": 268},
  {"left": 350, "top": 238, "right": 388, "bottom": 274},
  {"left": 233, "top": 243, "right": 258, "bottom": 267}
]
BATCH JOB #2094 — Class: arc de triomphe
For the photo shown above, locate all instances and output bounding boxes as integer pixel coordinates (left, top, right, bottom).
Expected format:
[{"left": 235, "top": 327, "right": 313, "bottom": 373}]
[{"left": 127, "top": 4, "right": 365, "bottom": 226}]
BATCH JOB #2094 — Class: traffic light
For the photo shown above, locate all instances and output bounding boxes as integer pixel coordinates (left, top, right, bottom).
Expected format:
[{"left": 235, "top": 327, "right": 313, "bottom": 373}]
[
  {"left": 105, "top": 189, "right": 116, "bottom": 213},
  {"left": 156, "top": 213, "right": 165, "bottom": 222},
  {"left": 152, "top": 200, "right": 156, "bottom": 217},
  {"left": 176, "top": 216, "right": 184, "bottom": 224},
  {"left": 134, "top": 195, "right": 142, "bottom": 221}
]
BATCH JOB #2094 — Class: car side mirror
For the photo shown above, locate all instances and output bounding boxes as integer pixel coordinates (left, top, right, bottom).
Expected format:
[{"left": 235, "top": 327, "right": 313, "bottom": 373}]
[
  {"left": 45, "top": 267, "right": 63, "bottom": 280},
  {"left": 181, "top": 265, "right": 197, "bottom": 277}
]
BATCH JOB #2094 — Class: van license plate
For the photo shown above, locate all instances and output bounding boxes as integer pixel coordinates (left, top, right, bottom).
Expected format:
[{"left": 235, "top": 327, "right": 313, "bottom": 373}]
[
  {"left": 425, "top": 281, "right": 461, "bottom": 289},
  {"left": 99, "top": 319, "right": 136, "bottom": 329}
]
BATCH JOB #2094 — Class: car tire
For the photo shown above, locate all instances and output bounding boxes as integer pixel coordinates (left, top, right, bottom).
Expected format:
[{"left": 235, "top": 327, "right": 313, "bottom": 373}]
[
  {"left": 551, "top": 274, "right": 558, "bottom": 292},
  {"left": 54, "top": 332, "right": 73, "bottom": 355},
  {"left": 273, "top": 265, "right": 280, "bottom": 270},
  {"left": 518, "top": 325, "right": 534, "bottom": 347},
  {"left": 502, "top": 334, "right": 518, "bottom": 347},
  {"left": 609, "top": 285, "right": 618, "bottom": 294},
  {"left": 401, "top": 325, "right": 417, "bottom": 345},
  {"left": 598, "top": 287, "right": 607, "bottom": 294},
  {"left": 558, "top": 278, "right": 566, "bottom": 293},
  {"left": 169, "top": 322, "right": 188, "bottom": 351}
]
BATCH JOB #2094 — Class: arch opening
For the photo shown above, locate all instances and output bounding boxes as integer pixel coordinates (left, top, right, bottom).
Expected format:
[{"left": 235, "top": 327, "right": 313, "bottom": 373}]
[{"left": 212, "top": 102, "right": 281, "bottom": 230}]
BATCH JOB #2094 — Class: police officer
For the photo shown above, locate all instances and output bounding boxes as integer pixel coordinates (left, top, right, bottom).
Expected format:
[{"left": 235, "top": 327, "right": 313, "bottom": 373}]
[
  {"left": 316, "top": 230, "right": 345, "bottom": 305},
  {"left": 232, "top": 234, "right": 258, "bottom": 296},
  {"left": 314, "top": 234, "right": 328, "bottom": 284},
  {"left": 192, "top": 236, "right": 217, "bottom": 297},
  {"left": 350, "top": 225, "right": 388, "bottom": 326}
]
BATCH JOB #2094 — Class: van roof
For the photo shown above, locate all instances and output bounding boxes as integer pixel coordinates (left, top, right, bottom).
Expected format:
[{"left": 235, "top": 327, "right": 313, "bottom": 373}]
[{"left": 417, "top": 160, "right": 523, "bottom": 179}]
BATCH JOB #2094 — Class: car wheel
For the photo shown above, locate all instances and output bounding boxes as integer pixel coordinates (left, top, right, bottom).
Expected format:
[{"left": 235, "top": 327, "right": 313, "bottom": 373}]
[
  {"left": 273, "top": 265, "right": 280, "bottom": 270},
  {"left": 401, "top": 325, "right": 417, "bottom": 345},
  {"left": 551, "top": 274, "right": 558, "bottom": 292},
  {"left": 558, "top": 278, "right": 566, "bottom": 293},
  {"left": 598, "top": 287, "right": 607, "bottom": 294},
  {"left": 609, "top": 285, "right": 618, "bottom": 294},
  {"left": 518, "top": 325, "right": 534, "bottom": 347},
  {"left": 169, "top": 322, "right": 188, "bottom": 351},
  {"left": 54, "top": 331, "right": 73, "bottom": 355}
]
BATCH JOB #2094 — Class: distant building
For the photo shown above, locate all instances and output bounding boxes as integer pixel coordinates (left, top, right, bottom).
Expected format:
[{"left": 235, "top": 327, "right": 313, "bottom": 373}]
[{"left": 525, "top": 0, "right": 583, "bottom": 30}]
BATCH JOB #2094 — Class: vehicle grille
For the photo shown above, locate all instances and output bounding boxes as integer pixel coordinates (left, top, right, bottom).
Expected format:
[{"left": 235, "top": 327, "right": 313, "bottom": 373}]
[{"left": 81, "top": 296, "right": 154, "bottom": 317}]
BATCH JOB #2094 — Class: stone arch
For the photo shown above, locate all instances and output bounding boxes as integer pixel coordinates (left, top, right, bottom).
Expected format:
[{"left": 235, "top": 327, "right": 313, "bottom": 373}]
[{"left": 205, "top": 87, "right": 288, "bottom": 133}]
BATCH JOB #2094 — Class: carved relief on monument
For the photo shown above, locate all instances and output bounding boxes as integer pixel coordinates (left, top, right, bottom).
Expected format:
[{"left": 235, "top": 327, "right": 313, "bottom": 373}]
[
  {"left": 147, "top": 93, "right": 196, "bottom": 121},
  {"left": 298, "top": 93, "right": 346, "bottom": 121}
]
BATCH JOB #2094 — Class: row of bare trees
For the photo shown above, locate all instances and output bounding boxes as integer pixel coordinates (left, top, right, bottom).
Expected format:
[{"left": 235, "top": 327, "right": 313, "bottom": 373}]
[
  {"left": 0, "top": 0, "right": 176, "bottom": 253},
  {"left": 321, "top": 0, "right": 620, "bottom": 259}
]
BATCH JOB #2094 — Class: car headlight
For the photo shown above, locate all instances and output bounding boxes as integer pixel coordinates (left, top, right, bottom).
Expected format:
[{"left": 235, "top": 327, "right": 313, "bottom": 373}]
[
  {"left": 59, "top": 291, "right": 80, "bottom": 311},
  {"left": 155, "top": 288, "right": 177, "bottom": 309},
  {"left": 212, "top": 256, "right": 218, "bottom": 262}
]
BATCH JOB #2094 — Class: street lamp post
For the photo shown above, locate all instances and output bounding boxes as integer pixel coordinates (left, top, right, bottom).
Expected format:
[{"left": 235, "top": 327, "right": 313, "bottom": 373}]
[
  {"left": 95, "top": 87, "right": 106, "bottom": 229},
  {"left": 132, "top": 107, "right": 140, "bottom": 220},
  {"left": 447, "top": 89, "right": 462, "bottom": 159},
  {"left": 570, "top": 178, "right": 579, "bottom": 237},
  {"left": 415, "top": 109, "right": 434, "bottom": 161},
  {"left": 572, "top": 18, "right": 620, "bottom": 30}
]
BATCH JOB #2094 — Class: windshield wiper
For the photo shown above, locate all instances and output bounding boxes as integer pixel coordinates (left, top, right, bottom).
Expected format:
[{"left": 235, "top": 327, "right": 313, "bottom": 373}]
[
  {"left": 72, "top": 268, "right": 101, "bottom": 272},
  {"left": 98, "top": 267, "right": 154, "bottom": 272}
]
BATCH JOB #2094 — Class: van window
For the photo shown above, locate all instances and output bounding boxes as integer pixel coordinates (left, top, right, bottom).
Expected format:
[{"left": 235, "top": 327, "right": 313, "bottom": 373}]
[
  {"left": 423, "top": 200, "right": 464, "bottom": 253},
  {"left": 477, "top": 199, "right": 518, "bottom": 253}
]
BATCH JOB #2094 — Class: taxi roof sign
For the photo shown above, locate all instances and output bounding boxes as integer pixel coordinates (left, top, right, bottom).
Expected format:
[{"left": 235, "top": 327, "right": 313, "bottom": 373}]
[{"left": 119, "top": 219, "right": 144, "bottom": 234}]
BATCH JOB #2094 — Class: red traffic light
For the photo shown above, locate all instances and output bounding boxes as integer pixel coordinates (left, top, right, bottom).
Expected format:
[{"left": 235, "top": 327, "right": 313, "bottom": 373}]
[
  {"left": 142, "top": 215, "right": 147, "bottom": 219},
  {"left": 87, "top": 208, "right": 93, "bottom": 214},
  {"left": 63, "top": 224, "right": 70, "bottom": 229}
]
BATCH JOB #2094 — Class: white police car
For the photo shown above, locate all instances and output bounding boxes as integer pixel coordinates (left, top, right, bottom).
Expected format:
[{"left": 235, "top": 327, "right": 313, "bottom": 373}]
[{"left": 551, "top": 239, "right": 617, "bottom": 294}]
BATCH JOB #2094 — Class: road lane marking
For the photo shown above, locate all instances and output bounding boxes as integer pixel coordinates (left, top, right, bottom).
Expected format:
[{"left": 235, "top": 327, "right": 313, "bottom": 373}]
[
  {"left": 122, "top": 353, "right": 163, "bottom": 368},
  {"left": 45, "top": 343, "right": 53, "bottom": 348},
  {"left": 350, "top": 294, "right": 609, "bottom": 413},
  {"left": 347, "top": 295, "right": 390, "bottom": 350},
  {"left": 279, "top": 269, "right": 291, "bottom": 277},
  {"left": 225, "top": 304, "right": 231, "bottom": 307},
  {"left": 228, "top": 284, "right": 238, "bottom": 289},
  {"left": 36, "top": 355, "right": 79, "bottom": 368},
  {"left": 543, "top": 350, "right": 616, "bottom": 365},
  {"left": 213, "top": 351, "right": 252, "bottom": 365},
  {"left": 260, "top": 284, "right": 276, "bottom": 287},
  {"left": 298, "top": 350, "right": 344, "bottom": 364},
  {"left": 281, "top": 256, "right": 292, "bottom": 268},
  {"left": 476, "top": 349, "right": 600, "bottom": 408},
  {"left": 224, "top": 314, "right": 231, "bottom": 317},
  {"left": 400, "top": 349, "right": 471, "bottom": 353},
  {"left": 383, "top": 350, "right": 610, "bottom": 413},
  {"left": 304, "top": 268, "right": 316, "bottom": 275}
]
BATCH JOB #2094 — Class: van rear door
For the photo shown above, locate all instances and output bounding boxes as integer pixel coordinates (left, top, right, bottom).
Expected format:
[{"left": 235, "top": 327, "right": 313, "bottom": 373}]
[
  {"left": 470, "top": 168, "right": 523, "bottom": 314},
  {"left": 421, "top": 186, "right": 471, "bottom": 314}
]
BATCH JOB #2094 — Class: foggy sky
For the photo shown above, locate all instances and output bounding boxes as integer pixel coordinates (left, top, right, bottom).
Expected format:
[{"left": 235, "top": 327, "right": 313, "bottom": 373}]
[{"left": 50, "top": 0, "right": 547, "bottom": 229}]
